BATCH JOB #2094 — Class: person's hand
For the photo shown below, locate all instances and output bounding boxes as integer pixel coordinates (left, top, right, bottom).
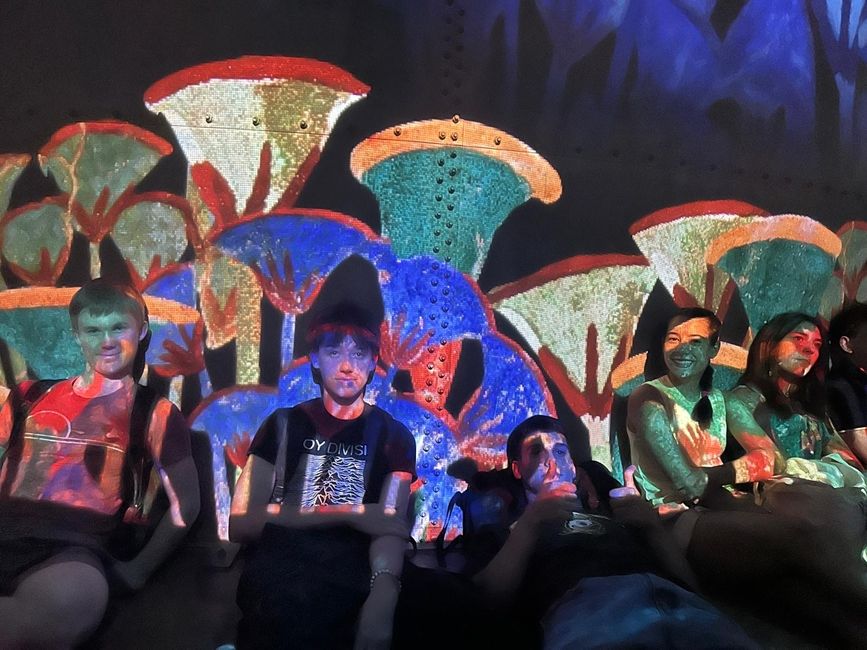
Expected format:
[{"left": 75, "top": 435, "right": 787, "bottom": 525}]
[
  {"left": 110, "top": 560, "right": 149, "bottom": 593},
  {"left": 354, "top": 506, "right": 409, "bottom": 538},
  {"left": 575, "top": 466, "right": 600, "bottom": 510},
  {"left": 676, "top": 422, "right": 723, "bottom": 467},
  {"left": 609, "top": 466, "right": 659, "bottom": 529},
  {"left": 521, "top": 481, "right": 579, "bottom": 532},
  {"left": 354, "top": 580, "right": 399, "bottom": 650}
]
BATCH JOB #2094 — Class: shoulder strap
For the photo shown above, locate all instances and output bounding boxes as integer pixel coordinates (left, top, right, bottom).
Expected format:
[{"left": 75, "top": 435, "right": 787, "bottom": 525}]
[
  {"left": 269, "top": 409, "right": 291, "bottom": 504},
  {"left": 0, "top": 379, "right": 62, "bottom": 497},
  {"left": 435, "top": 490, "right": 465, "bottom": 566},
  {"left": 122, "top": 384, "right": 160, "bottom": 523}
]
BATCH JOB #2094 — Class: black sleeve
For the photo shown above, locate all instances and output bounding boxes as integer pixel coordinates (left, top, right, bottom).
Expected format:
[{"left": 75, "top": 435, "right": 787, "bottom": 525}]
[
  {"left": 384, "top": 417, "right": 417, "bottom": 481},
  {"left": 247, "top": 408, "right": 287, "bottom": 465},
  {"left": 826, "top": 380, "right": 858, "bottom": 432}
]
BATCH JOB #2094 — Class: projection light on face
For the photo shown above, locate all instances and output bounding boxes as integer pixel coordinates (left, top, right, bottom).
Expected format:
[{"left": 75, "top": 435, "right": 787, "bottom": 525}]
[
  {"left": 512, "top": 430, "right": 576, "bottom": 499},
  {"left": 771, "top": 322, "right": 822, "bottom": 378},
  {"left": 310, "top": 335, "right": 377, "bottom": 415},
  {"left": 663, "top": 318, "right": 719, "bottom": 383},
  {"left": 74, "top": 308, "right": 148, "bottom": 380}
]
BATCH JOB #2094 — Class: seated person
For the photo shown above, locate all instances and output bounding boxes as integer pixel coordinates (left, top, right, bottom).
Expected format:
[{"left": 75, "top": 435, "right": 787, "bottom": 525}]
[
  {"left": 629, "top": 308, "right": 867, "bottom": 644},
  {"left": 827, "top": 302, "right": 867, "bottom": 465},
  {"left": 230, "top": 302, "right": 416, "bottom": 649},
  {"left": 470, "top": 414, "right": 756, "bottom": 649},
  {"left": 0, "top": 278, "right": 200, "bottom": 648},
  {"left": 726, "top": 311, "right": 864, "bottom": 483},
  {"left": 627, "top": 308, "right": 776, "bottom": 516}
]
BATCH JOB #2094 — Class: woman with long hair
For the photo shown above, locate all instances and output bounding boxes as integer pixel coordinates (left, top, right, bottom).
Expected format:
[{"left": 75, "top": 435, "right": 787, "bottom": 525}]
[
  {"left": 628, "top": 308, "right": 867, "bottom": 644},
  {"left": 727, "top": 312, "right": 863, "bottom": 480}
]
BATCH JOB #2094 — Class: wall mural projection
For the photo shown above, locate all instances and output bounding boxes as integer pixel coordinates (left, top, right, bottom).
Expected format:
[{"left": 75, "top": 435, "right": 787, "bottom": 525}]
[{"left": 4, "top": 1, "right": 867, "bottom": 545}]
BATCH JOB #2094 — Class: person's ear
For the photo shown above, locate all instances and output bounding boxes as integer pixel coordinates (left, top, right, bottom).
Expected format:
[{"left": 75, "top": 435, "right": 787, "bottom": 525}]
[
  {"left": 511, "top": 459, "right": 522, "bottom": 480},
  {"left": 709, "top": 338, "right": 721, "bottom": 359},
  {"left": 840, "top": 336, "right": 854, "bottom": 354},
  {"left": 310, "top": 351, "right": 320, "bottom": 370},
  {"left": 139, "top": 320, "right": 149, "bottom": 342}
]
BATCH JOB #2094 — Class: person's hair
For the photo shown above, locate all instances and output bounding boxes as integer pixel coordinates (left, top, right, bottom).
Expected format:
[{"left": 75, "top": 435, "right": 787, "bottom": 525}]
[
  {"left": 69, "top": 278, "right": 150, "bottom": 380},
  {"left": 69, "top": 278, "right": 148, "bottom": 328},
  {"left": 506, "top": 415, "right": 567, "bottom": 464},
  {"left": 739, "top": 312, "right": 827, "bottom": 418},
  {"left": 828, "top": 302, "right": 867, "bottom": 370},
  {"left": 645, "top": 308, "right": 721, "bottom": 428},
  {"left": 306, "top": 302, "right": 381, "bottom": 385}
]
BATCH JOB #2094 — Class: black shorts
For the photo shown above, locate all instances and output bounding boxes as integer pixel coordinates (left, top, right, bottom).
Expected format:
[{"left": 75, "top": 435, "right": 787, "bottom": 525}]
[{"left": 0, "top": 538, "right": 106, "bottom": 596}]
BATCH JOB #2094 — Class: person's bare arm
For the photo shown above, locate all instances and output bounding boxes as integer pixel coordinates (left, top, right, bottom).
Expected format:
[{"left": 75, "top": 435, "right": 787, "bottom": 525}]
[
  {"left": 113, "top": 453, "right": 200, "bottom": 590},
  {"left": 838, "top": 427, "right": 867, "bottom": 467},
  {"left": 354, "top": 471, "right": 413, "bottom": 650},
  {"left": 0, "top": 398, "right": 12, "bottom": 465},
  {"left": 724, "top": 389, "right": 784, "bottom": 478},
  {"left": 627, "top": 389, "right": 710, "bottom": 501},
  {"left": 824, "top": 429, "right": 865, "bottom": 470}
]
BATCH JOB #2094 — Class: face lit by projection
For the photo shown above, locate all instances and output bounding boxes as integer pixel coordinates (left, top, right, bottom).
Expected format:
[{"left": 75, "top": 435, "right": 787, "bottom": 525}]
[
  {"left": 663, "top": 318, "right": 719, "bottom": 383},
  {"left": 771, "top": 322, "right": 822, "bottom": 378},
  {"left": 311, "top": 335, "right": 377, "bottom": 413},
  {"left": 74, "top": 308, "right": 148, "bottom": 380},
  {"left": 511, "top": 430, "right": 576, "bottom": 497}
]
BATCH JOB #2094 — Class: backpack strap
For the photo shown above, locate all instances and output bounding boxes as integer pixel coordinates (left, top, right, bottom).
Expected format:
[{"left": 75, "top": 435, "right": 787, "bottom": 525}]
[
  {"left": 122, "top": 384, "right": 160, "bottom": 524},
  {"left": 435, "top": 490, "right": 465, "bottom": 567},
  {"left": 269, "top": 409, "right": 291, "bottom": 504},
  {"left": 0, "top": 379, "right": 62, "bottom": 497}
]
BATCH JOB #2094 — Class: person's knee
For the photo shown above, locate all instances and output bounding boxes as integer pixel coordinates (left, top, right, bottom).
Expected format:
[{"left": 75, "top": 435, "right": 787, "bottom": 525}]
[{"left": 15, "top": 561, "right": 109, "bottom": 645}]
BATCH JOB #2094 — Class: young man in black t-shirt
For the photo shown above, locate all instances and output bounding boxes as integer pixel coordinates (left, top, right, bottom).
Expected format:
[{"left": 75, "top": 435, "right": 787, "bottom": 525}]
[
  {"left": 231, "top": 303, "right": 416, "bottom": 649},
  {"left": 470, "top": 415, "right": 754, "bottom": 649}
]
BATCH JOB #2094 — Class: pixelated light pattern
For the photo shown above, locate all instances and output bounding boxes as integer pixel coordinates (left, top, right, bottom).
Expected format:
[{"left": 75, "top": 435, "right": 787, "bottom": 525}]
[
  {"left": 456, "top": 331, "right": 555, "bottom": 471},
  {"left": 707, "top": 215, "right": 842, "bottom": 335},
  {"left": 213, "top": 210, "right": 391, "bottom": 392},
  {"left": 145, "top": 56, "right": 369, "bottom": 218},
  {"left": 379, "top": 256, "right": 492, "bottom": 410},
  {"left": 491, "top": 255, "right": 657, "bottom": 465},
  {"left": 0, "top": 288, "right": 82, "bottom": 379},
  {"left": 145, "top": 57, "right": 368, "bottom": 385},
  {"left": 143, "top": 264, "right": 211, "bottom": 398},
  {"left": 1, "top": 198, "right": 72, "bottom": 286},
  {"left": 821, "top": 221, "right": 867, "bottom": 314},
  {"left": 37, "top": 121, "right": 175, "bottom": 278},
  {"left": 351, "top": 118, "right": 562, "bottom": 278},
  {"left": 111, "top": 194, "right": 192, "bottom": 288},
  {"left": 190, "top": 386, "right": 281, "bottom": 541},
  {"left": 629, "top": 200, "right": 767, "bottom": 314}
]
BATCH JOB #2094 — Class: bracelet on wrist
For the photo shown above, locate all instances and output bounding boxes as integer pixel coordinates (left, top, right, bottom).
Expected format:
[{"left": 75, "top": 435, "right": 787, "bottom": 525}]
[{"left": 369, "top": 568, "right": 401, "bottom": 592}]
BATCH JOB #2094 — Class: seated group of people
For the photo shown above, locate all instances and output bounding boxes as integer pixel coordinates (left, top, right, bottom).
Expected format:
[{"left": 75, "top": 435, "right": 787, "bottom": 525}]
[{"left": 1, "top": 278, "right": 866, "bottom": 649}]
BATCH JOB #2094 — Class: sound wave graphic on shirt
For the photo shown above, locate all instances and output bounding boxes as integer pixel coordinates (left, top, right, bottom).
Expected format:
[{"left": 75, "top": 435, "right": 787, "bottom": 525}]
[{"left": 300, "top": 454, "right": 366, "bottom": 507}]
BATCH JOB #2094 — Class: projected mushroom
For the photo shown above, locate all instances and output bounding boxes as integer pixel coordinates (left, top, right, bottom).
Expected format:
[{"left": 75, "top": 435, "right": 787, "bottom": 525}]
[
  {"left": 455, "top": 331, "right": 555, "bottom": 471},
  {"left": 143, "top": 263, "right": 210, "bottom": 406},
  {"left": 630, "top": 199, "right": 767, "bottom": 316},
  {"left": 350, "top": 117, "right": 562, "bottom": 278},
  {"left": 821, "top": 221, "right": 867, "bottom": 316},
  {"left": 145, "top": 56, "right": 370, "bottom": 384},
  {"left": 707, "top": 215, "right": 842, "bottom": 336},
  {"left": 37, "top": 121, "right": 183, "bottom": 280},
  {"left": 490, "top": 255, "right": 657, "bottom": 467},
  {"left": 1, "top": 197, "right": 72, "bottom": 286},
  {"left": 378, "top": 256, "right": 493, "bottom": 411}
]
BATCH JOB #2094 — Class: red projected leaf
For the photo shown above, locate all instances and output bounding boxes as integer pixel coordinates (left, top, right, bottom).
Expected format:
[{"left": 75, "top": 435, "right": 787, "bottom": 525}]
[{"left": 190, "top": 162, "right": 239, "bottom": 228}]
